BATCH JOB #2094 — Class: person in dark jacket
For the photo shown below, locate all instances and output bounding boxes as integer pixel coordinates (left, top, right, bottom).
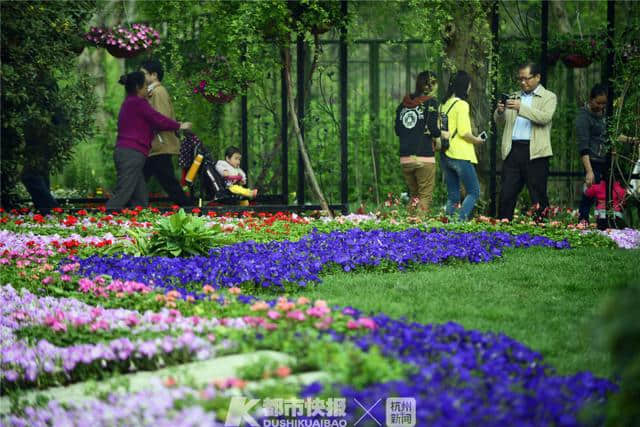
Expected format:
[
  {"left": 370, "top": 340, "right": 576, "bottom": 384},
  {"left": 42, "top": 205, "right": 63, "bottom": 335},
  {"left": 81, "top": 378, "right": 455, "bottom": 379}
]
[
  {"left": 20, "top": 75, "right": 64, "bottom": 215},
  {"left": 576, "top": 83, "right": 609, "bottom": 223},
  {"left": 394, "top": 70, "right": 445, "bottom": 215},
  {"left": 106, "top": 71, "right": 192, "bottom": 210}
]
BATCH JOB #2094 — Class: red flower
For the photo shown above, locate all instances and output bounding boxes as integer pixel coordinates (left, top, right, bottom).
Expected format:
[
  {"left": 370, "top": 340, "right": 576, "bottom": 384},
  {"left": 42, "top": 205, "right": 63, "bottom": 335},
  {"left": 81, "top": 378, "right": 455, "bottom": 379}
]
[
  {"left": 52, "top": 207, "right": 63, "bottom": 214},
  {"left": 191, "top": 208, "right": 201, "bottom": 214},
  {"left": 207, "top": 211, "right": 217, "bottom": 218}
]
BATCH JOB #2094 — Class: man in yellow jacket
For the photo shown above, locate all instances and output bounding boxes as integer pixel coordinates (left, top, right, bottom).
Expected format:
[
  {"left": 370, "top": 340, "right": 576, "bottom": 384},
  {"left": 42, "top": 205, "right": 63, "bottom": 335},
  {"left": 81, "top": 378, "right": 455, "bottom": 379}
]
[
  {"left": 494, "top": 62, "right": 557, "bottom": 221},
  {"left": 140, "top": 60, "right": 191, "bottom": 206}
]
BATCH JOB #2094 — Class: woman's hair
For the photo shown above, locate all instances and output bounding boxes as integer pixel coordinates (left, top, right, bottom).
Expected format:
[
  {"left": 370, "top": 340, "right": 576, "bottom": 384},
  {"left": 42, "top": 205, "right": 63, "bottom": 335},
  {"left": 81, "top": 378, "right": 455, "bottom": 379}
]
[
  {"left": 118, "top": 71, "right": 146, "bottom": 95},
  {"left": 415, "top": 70, "right": 436, "bottom": 95},
  {"left": 445, "top": 71, "right": 472, "bottom": 101},
  {"left": 590, "top": 83, "right": 608, "bottom": 99},
  {"left": 225, "top": 146, "right": 242, "bottom": 159}
]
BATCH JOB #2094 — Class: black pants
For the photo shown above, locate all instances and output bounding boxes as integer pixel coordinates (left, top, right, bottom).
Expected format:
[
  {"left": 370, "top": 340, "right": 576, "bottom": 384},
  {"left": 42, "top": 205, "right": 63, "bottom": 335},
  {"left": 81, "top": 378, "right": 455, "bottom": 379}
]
[
  {"left": 21, "top": 172, "right": 59, "bottom": 215},
  {"left": 579, "top": 161, "right": 607, "bottom": 222},
  {"left": 499, "top": 142, "right": 549, "bottom": 220},
  {"left": 143, "top": 154, "right": 190, "bottom": 206}
]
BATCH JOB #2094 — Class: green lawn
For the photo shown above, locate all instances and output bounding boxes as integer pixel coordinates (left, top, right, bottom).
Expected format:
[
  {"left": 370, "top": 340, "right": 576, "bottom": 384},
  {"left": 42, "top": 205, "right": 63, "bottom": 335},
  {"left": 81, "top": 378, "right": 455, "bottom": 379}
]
[{"left": 256, "top": 247, "right": 640, "bottom": 379}]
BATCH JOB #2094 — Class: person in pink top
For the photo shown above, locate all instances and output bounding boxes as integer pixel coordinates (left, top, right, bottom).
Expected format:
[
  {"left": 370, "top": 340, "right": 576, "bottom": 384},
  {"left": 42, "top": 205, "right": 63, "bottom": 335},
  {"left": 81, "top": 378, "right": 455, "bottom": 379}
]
[
  {"left": 584, "top": 177, "right": 627, "bottom": 230},
  {"left": 106, "top": 71, "right": 192, "bottom": 210}
]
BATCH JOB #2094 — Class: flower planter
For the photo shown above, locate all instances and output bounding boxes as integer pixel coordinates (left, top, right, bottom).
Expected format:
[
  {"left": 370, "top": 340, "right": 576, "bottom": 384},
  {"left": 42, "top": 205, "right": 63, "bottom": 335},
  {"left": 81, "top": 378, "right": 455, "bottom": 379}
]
[
  {"left": 562, "top": 54, "right": 592, "bottom": 68},
  {"left": 106, "top": 44, "right": 148, "bottom": 59},
  {"left": 203, "top": 91, "right": 236, "bottom": 104},
  {"left": 85, "top": 24, "right": 160, "bottom": 59}
]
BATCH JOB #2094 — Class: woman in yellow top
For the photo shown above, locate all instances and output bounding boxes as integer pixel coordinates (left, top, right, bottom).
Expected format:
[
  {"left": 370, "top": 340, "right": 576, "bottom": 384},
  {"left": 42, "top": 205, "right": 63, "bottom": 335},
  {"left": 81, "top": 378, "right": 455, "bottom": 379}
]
[{"left": 440, "top": 71, "right": 485, "bottom": 221}]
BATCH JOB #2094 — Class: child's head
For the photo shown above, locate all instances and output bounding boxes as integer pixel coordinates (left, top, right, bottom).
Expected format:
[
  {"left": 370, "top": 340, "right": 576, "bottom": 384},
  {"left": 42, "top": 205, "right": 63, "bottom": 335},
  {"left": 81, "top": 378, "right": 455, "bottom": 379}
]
[{"left": 224, "top": 146, "right": 242, "bottom": 168}]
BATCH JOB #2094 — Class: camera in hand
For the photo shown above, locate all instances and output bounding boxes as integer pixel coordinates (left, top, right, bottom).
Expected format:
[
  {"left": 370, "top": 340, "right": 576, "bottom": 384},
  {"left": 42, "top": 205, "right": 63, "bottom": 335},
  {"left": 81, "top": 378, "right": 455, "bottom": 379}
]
[
  {"left": 500, "top": 93, "right": 510, "bottom": 105},
  {"left": 479, "top": 131, "right": 488, "bottom": 141}
]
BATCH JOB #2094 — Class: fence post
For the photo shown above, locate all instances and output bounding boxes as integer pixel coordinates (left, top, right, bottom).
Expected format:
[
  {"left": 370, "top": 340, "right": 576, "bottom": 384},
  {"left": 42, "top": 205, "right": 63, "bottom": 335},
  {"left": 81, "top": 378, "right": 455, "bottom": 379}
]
[
  {"left": 489, "top": 0, "right": 499, "bottom": 216},
  {"left": 405, "top": 41, "right": 412, "bottom": 93},
  {"left": 540, "top": 0, "right": 549, "bottom": 87},
  {"left": 340, "top": 0, "right": 349, "bottom": 214},
  {"left": 369, "top": 41, "right": 380, "bottom": 205},
  {"left": 281, "top": 65, "right": 289, "bottom": 205},
  {"left": 296, "top": 35, "right": 305, "bottom": 206},
  {"left": 604, "top": 0, "right": 616, "bottom": 225}
]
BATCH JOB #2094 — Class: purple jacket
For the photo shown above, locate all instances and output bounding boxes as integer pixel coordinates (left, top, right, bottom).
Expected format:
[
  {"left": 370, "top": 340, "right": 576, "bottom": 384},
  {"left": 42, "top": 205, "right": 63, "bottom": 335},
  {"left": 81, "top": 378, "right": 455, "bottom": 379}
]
[{"left": 116, "top": 95, "right": 180, "bottom": 156}]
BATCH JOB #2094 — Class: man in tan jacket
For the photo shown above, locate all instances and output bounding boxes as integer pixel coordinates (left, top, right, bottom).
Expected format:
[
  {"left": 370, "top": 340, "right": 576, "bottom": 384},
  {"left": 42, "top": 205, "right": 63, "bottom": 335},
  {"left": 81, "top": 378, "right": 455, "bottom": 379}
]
[
  {"left": 494, "top": 62, "right": 557, "bottom": 221},
  {"left": 140, "top": 60, "right": 190, "bottom": 206}
]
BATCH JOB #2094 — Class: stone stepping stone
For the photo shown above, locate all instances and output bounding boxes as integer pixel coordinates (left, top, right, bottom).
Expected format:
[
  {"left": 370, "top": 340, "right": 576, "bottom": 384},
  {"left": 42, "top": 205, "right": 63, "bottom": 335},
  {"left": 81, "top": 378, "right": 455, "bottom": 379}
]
[{"left": 1, "top": 350, "right": 328, "bottom": 415}]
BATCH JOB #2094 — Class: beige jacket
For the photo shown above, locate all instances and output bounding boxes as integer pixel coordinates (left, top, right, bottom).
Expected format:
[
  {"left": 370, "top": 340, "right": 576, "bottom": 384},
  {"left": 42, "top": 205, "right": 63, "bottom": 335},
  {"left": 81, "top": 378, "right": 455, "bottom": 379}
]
[
  {"left": 494, "top": 84, "right": 557, "bottom": 161},
  {"left": 147, "top": 83, "right": 180, "bottom": 156}
]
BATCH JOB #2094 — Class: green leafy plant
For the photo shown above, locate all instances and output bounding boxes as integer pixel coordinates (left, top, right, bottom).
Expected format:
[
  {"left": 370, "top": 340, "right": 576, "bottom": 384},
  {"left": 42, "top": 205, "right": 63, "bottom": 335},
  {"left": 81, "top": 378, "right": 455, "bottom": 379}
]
[
  {"left": 147, "top": 209, "right": 231, "bottom": 257},
  {"left": 100, "top": 209, "right": 232, "bottom": 257}
]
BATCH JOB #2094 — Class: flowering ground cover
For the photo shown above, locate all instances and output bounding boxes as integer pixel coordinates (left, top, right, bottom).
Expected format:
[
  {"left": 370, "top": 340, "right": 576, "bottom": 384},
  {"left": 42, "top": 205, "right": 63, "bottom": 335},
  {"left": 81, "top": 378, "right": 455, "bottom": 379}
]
[{"left": 1, "top": 207, "right": 638, "bottom": 426}]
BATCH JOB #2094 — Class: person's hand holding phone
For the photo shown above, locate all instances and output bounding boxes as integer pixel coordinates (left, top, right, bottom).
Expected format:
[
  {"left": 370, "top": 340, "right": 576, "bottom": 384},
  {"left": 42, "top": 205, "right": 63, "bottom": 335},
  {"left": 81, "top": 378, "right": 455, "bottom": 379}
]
[{"left": 497, "top": 93, "right": 509, "bottom": 114}]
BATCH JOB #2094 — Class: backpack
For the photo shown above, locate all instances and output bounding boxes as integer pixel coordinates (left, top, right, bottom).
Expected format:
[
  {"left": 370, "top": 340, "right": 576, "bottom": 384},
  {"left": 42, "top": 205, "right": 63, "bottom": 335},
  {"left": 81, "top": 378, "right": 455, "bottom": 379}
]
[{"left": 438, "top": 99, "right": 459, "bottom": 152}]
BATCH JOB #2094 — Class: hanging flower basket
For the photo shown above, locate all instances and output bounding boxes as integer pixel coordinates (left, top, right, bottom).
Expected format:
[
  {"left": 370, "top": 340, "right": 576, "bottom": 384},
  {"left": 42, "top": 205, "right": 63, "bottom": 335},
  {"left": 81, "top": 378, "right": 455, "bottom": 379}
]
[
  {"left": 193, "top": 80, "right": 236, "bottom": 104},
  {"left": 84, "top": 23, "right": 160, "bottom": 59},
  {"left": 562, "top": 54, "right": 593, "bottom": 68},
  {"left": 549, "top": 33, "right": 605, "bottom": 69},
  {"left": 189, "top": 56, "right": 247, "bottom": 105}
]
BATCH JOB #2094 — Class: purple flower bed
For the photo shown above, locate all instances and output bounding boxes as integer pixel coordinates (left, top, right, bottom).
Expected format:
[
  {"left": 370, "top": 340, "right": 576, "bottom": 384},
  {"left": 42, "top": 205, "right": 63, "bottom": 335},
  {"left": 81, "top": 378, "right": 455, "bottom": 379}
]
[
  {"left": 4, "top": 383, "right": 223, "bottom": 427},
  {"left": 69, "top": 229, "right": 570, "bottom": 292},
  {"left": 308, "top": 311, "right": 616, "bottom": 427},
  {"left": 0, "top": 286, "right": 244, "bottom": 390}
]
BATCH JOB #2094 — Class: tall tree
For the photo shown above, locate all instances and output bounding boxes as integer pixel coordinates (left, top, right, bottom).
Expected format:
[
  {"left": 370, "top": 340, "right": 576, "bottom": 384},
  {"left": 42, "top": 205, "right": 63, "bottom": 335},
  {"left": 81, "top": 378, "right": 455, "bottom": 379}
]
[{"left": 1, "top": 1, "right": 98, "bottom": 208}]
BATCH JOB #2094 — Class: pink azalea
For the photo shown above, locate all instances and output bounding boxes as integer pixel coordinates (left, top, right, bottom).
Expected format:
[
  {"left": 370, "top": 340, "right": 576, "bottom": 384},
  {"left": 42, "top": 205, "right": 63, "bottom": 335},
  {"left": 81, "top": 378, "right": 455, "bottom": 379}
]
[
  {"left": 286, "top": 310, "right": 306, "bottom": 321},
  {"left": 267, "top": 310, "right": 281, "bottom": 320},
  {"left": 306, "top": 305, "right": 330, "bottom": 318},
  {"left": 125, "top": 314, "right": 139, "bottom": 327},
  {"left": 347, "top": 319, "right": 359, "bottom": 329},
  {"left": 358, "top": 317, "right": 377, "bottom": 330}
]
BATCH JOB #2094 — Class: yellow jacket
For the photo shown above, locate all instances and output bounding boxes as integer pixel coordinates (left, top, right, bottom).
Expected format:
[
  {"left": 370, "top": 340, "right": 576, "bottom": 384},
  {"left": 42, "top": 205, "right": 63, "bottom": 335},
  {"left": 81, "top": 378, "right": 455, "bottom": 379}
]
[
  {"left": 148, "top": 83, "right": 180, "bottom": 156},
  {"left": 494, "top": 84, "right": 557, "bottom": 161}
]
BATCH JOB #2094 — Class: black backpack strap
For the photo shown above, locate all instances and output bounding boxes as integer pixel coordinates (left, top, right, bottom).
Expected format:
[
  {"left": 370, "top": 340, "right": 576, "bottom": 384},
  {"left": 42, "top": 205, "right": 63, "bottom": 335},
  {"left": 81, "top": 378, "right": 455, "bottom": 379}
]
[{"left": 444, "top": 100, "right": 459, "bottom": 139}]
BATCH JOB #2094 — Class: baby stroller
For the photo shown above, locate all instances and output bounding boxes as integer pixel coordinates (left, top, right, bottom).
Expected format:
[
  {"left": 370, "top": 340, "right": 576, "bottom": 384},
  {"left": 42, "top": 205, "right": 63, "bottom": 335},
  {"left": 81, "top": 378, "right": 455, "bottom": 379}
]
[{"left": 178, "top": 131, "right": 246, "bottom": 204}]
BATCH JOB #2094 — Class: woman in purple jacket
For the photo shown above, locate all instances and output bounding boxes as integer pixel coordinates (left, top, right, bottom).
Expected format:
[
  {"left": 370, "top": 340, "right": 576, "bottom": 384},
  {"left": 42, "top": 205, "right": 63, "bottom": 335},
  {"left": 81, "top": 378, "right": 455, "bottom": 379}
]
[{"left": 106, "top": 71, "right": 192, "bottom": 209}]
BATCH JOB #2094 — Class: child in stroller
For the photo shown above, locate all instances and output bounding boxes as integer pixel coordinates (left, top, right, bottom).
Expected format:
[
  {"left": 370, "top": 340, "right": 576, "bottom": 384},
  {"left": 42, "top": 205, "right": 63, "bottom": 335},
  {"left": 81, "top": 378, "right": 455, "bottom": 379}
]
[
  {"left": 215, "top": 147, "right": 258, "bottom": 199},
  {"left": 179, "top": 132, "right": 251, "bottom": 204}
]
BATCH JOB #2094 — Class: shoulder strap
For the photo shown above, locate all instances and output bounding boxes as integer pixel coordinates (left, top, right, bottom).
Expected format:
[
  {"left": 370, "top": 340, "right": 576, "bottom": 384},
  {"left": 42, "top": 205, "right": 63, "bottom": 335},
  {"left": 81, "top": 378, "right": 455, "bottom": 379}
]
[
  {"left": 445, "top": 99, "right": 459, "bottom": 115},
  {"left": 443, "top": 100, "right": 460, "bottom": 139}
]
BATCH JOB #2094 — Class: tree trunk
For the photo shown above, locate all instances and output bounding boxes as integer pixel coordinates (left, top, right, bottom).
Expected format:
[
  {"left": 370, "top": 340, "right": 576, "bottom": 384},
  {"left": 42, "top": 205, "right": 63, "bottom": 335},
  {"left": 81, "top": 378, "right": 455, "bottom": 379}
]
[
  {"left": 282, "top": 46, "right": 332, "bottom": 216},
  {"left": 442, "top": 3, "right": 494, "bottom": 204}
]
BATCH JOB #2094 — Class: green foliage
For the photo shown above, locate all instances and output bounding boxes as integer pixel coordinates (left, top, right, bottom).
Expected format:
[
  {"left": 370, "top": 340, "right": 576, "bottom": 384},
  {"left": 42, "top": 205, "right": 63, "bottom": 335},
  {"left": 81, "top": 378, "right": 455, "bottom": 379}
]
[
  {"left": 1, "top": 0, "right": 98, "bottom": 207},
  {"left": 593, "top": 284, "right": 640, "bottom": 427},
  {"left": 105, "top": 209, "right": 232, "bottom": 257}
]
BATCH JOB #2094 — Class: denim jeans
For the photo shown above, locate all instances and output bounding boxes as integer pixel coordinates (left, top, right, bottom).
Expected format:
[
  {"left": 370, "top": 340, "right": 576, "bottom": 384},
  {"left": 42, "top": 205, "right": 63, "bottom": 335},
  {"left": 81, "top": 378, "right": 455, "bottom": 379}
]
[{"left": 440, "top": 153, "right": 480, "bottom": 221}]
